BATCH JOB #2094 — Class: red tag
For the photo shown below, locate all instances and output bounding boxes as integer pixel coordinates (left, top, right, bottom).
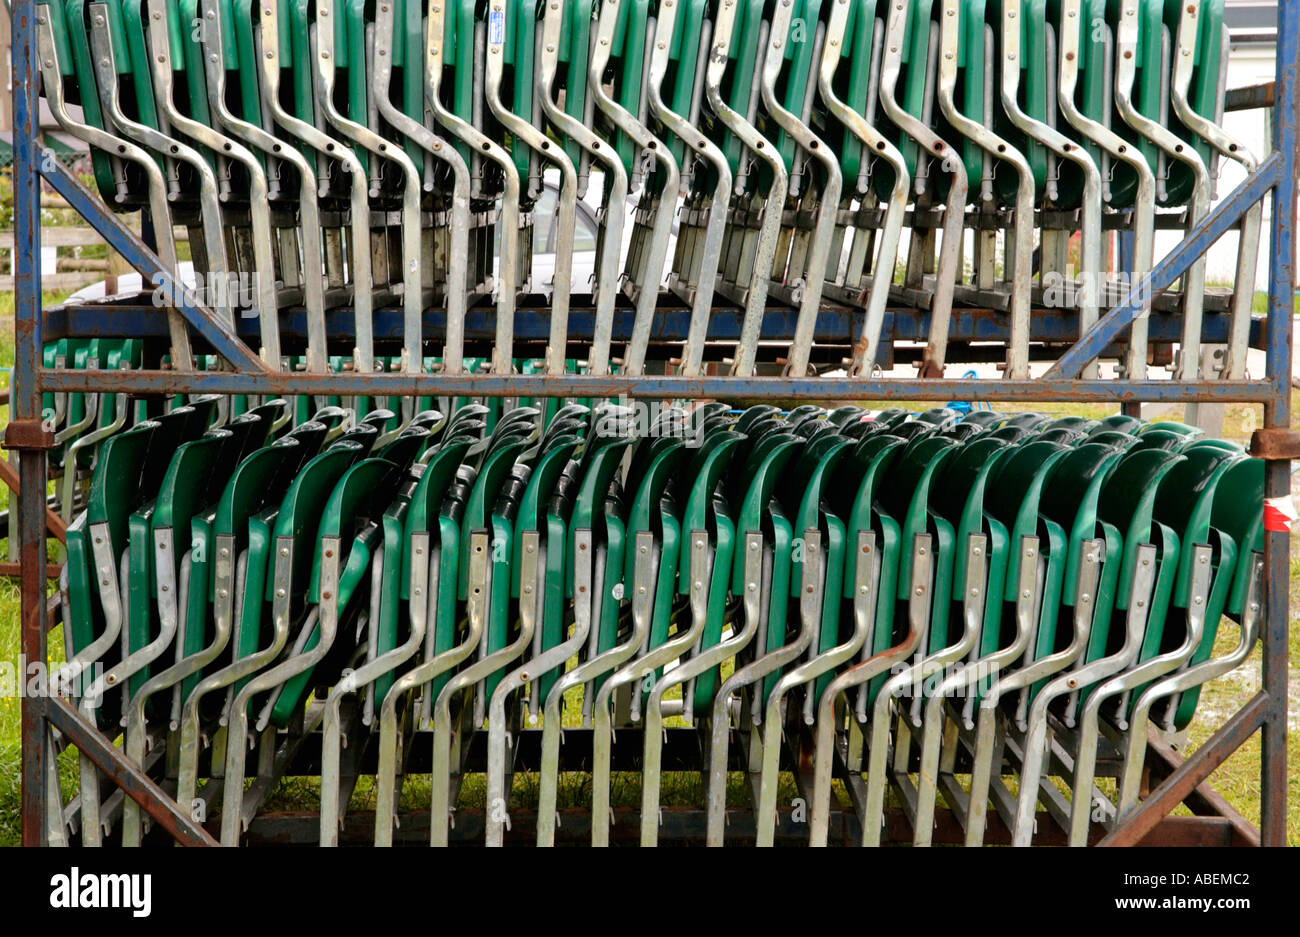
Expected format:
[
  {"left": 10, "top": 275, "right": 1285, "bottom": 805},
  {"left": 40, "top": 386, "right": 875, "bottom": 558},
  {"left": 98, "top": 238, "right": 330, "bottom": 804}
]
[{"left": 1263, "top": 496, "right": 1298, "bottom": 533}]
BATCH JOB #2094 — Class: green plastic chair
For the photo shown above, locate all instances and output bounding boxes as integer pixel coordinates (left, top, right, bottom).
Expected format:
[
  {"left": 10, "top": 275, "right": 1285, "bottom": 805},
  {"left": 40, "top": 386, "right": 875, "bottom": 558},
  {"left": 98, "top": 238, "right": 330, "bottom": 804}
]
[
  {"left": 1165, "top": 456, "right": 1264, "bottom": 730},
  {"left": 63, "top": 419, "right": 160, "bottom": 722}
]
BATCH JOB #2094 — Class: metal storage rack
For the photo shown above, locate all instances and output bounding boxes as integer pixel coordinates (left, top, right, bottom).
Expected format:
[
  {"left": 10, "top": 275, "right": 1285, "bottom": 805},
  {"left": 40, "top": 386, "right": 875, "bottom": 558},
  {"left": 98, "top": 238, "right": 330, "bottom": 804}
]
[{"left": 5, "top": 0, "right": 1294, "bottom": 846}]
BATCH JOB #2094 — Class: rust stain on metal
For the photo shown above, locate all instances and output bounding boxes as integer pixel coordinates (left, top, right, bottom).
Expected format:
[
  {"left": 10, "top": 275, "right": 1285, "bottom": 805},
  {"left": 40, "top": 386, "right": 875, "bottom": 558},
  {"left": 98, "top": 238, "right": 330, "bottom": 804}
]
[
  {"left": 1248, "top": 427, "right": 1300, "bottom": 460},
  {"left": 2, "top": 418, "right": 55, "bottom": 451},
  {"left": 1099, "top": 692, "right": 1268, "bottom": 847},
  {"left": 0, "top": 561, "right": 63, "bottom": 578},
  {"left": 917, "top": 353, "right": 944, "bottom": 379}
]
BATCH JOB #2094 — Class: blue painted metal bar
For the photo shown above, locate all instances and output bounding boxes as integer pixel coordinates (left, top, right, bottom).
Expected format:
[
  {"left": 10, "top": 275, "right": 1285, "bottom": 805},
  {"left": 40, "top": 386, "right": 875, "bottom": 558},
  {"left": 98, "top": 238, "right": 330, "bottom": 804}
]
[
  {"left": 1046, "top": 152, "right": 1282, "bottom": 380},
  {"left": 11, "top": 16, "right": 42, "bottom": 421},
  {"left": 40, "top": 301, "right": 1252, "bottom": 349},
  {"left": 8, "top": 0, "right": 49, "bottom": 848},
  {"left": 36, "top": 368, "right": 1278, "bottom": 404},
  {"left": 1260, "top": 0, "right": 1298, "bottom": 848},
  {"left": 37, "top": 156, "right": 269, "bottom": 375},
  {"left": 1115, "top": 230, "right": 1135, "bottom": 280}
]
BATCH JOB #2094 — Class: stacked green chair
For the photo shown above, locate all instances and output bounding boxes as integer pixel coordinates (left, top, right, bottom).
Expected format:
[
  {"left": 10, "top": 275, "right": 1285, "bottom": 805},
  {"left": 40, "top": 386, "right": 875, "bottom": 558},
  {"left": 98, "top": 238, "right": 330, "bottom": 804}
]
[
  {"left": 1105, "top": 445, "right": 1244, "bottom": 829},
  {"left": 636, "top": 426, "right": 745, "bottom": 843},
  {"left": 370, "top": 429, "right": 481, "bottom": 845},
  {"left": 30, "top": 0, "right": 1266, "bottom": 854},
  {"left": 816, "top": 0, "right": 909, "bottom": 379},
  {"left": 533, "top": 418, "right": 638, "bottom": 845},
  {"left": 1007, "top": 440, "right": 1127, "bottom": 842},
  {"left": 587, "top": 0, "right": 676, "bottom": 378},
  {"left": 898, "top": 435, "right": 1009, "bottom": 845},
  {"left": 706, "top": 0, "right": 788, "bottom": 376},
  {"left": 1051, "top": 444, "right": 1185, "bottom": 844}
]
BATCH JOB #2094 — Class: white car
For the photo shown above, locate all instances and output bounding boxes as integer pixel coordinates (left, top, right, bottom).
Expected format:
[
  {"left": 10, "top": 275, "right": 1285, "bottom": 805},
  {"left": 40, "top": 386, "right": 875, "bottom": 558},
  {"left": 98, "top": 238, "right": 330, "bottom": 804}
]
[
  {"left": 498, "top": 168, "right": 678, "bottom": 295},
  {"left": 67, "top": 261, "right": 198, "bottom": 304},
  {"left": 508, "top": 173, "right": 604, "bottom": 294}
]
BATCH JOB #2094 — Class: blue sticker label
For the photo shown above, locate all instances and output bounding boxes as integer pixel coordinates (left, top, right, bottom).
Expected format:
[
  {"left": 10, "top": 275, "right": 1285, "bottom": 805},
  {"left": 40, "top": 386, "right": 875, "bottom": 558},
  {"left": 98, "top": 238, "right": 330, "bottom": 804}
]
[{"left": 489, "top": 9, "right": 504, "bottom": 45}]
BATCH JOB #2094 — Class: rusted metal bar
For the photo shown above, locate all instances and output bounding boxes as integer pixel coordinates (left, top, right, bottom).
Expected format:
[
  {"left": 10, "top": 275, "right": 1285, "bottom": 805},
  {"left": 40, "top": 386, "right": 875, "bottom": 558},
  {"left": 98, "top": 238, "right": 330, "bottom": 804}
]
[
  {"left": 1259, "top": 0, "right": 1299, "bottom": 848},
  {"left": 1, "top": 418, "right": 53, "bottom": 451},
  {"left": 41, "top": 696, "right": 218, "bottom": 846},
  {"left": 1144, "top": 730, "right": 1261, "bottom": 847},
  {"left": 1099, "top": 691, "right": 1268, "bottom": 846},
  {"left": 35, "top": 368, "right": 1279, "bottom": 404},
  {"left": 12, "top": 0, "right": 50, "bottom": 849},
  {"left": 1225, "top": 81, "right": 1276, "bottom": 112},
  {"left": 0, "top": 562, "right": 63, "bottom": 578},
  {"left": 1248, "top": 427, "right": 1300, "bottom": 460},
  {"left": 0, "top": 455, "right": 66, "bottom": 543},
  {"left": 238, "top": 806, "right": 1243, "bottom": 846},
  {"left": 1260, "top": 464, "right": 1291, "bottom": 848}
]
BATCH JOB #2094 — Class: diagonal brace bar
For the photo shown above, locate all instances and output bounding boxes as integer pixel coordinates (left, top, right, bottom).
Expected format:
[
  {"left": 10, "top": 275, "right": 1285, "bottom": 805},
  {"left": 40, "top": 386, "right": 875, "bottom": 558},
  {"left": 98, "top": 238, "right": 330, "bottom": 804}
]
[
  {"left": 1098, "top": 691, "right": 1268, "bottom": 847},
  {"left": 0, "top": 457, "right": 66, "bottom": 542},
  {"left": 37, "top": 154, "right": 269, "bottom": 375},
  {"left": 1144, "top": 728, "right": 1261, "bottom": 845},
  {"left": 1047, "top": 153, "right": 1281, "bottom": 380},
  {"left": 41, "top": 695, "right": 217, "bottom": 846}
]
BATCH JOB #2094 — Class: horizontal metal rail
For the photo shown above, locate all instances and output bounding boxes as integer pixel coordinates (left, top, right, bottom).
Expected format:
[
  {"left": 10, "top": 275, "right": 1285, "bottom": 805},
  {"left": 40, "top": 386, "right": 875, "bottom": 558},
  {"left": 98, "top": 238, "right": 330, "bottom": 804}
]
[
  {"left": 1225, "top": 82, "right": 1277, "bottom": 112},
  {"left": 42, "top": 302, "right": 1259, "bottom": 351},
  {"left": 238, "top": 807, "right": 1250, "bottom": 847},
  {"left": 36, "top": 368, "right": 1279, "bottom": 403}
]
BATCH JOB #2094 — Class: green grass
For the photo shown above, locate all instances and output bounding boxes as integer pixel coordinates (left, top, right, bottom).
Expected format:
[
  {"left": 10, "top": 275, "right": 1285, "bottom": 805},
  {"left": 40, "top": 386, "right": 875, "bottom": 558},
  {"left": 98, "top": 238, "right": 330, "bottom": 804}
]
[
  {"left": 0, "top": 578, "right": 23, "bottom": 844},
  {"left": 1251, "top": 290, "right": 1300, "bottom": 316}
]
